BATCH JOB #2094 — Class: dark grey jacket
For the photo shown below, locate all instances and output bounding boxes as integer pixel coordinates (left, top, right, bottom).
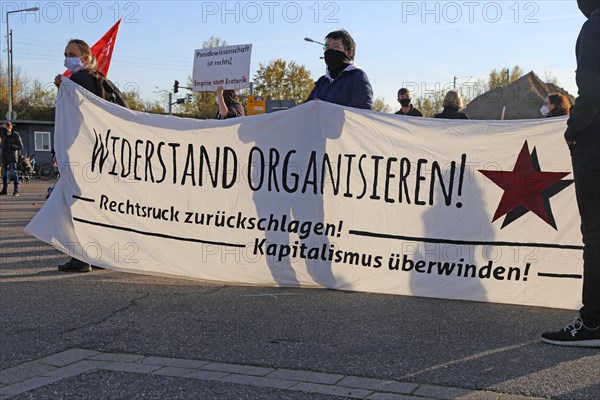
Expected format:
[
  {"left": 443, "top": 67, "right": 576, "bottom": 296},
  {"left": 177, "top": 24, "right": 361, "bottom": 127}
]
[{"left": 1, "top": 130, "right": 24, "bottom": 164}]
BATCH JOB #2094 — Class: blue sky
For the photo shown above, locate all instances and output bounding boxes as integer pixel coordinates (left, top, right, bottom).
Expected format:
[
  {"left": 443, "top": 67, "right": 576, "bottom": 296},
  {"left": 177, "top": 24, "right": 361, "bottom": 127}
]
[{"left": 2, "top": 1, "right": 587, "bottom": 111}]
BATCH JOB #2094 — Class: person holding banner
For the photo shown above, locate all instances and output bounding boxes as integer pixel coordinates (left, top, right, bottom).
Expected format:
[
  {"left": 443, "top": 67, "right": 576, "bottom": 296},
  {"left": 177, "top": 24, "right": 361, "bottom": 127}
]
[
  {"left": 215, "top": 86, "right": 245, "bottom": 119},
  {"left": 306, "top": 30, "right": 373, "bottom": 110},
  {"left": 53, "top": 38, "right": 126, "bottom": 273},
  {"left": 54, "top": 39, "right": 127, "bottom": 107},
  {"left": 541, "top": 0, "right": 600, "bottom": 348},
  {"left": 54, "top": 39, "right": 101, "bottom": 93}
]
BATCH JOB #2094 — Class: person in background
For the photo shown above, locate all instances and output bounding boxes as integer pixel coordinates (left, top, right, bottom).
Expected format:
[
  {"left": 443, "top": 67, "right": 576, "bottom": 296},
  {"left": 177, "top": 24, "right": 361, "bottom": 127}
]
[
  {"left": 306, "top": 29, "right": 373, "bottom": 110},
  {"left": 215, "top": 86, "right": 245, "bottom": 119},
  {"left": 541, "top": 93, "right": 571, "bottom": 117},
  {"left": 395, "top": 88, "right": 423, "bottom": 117},
  {"left": 541, "top": 0, "right": 600, "bottom": 348},
  {"left": 50, "top": 148, "right": 56, "bottom": 167},
  {"left": 0, "top": 122, "right": 24, "bottom": 196},
  {"left": 435, "top": 90, "right": 469, "bottom": 119}
]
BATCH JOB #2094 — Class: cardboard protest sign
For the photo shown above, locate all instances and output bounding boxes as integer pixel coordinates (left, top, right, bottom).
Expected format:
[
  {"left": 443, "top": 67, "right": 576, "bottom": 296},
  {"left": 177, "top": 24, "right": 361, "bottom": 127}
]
[{"left": 192, "top": 44, "right": 252, "bottom": 91}]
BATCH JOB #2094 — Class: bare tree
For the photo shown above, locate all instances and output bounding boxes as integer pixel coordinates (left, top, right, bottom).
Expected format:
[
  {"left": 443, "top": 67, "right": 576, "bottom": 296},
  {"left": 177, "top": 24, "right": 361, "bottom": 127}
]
[
  {"left": 1, "top": 65, "right": 56, "bottom": 120},
  {"left": 543, "top": 70, "right": 559, "bottom": 85}
]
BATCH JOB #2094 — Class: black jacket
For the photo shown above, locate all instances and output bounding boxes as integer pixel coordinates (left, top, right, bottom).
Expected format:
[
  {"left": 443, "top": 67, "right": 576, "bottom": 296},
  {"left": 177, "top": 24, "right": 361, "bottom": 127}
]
[
  {"left": 434, "top": 107, "right": 469, "bottom": 120},
  {"left": 395, "top": 105, "right": 423, "bottom": 117},
  {"left": 70, "top": 70, "right": 103, "bottom": 96},
  {"left": 1, "top": 130, "right": 24, "bottom": 164},
  {"left": 565, "top": 5, "right": 600, "bottom": 141},
  {"left": 70, "top": 70, "right": 128, "bottom": 108}
]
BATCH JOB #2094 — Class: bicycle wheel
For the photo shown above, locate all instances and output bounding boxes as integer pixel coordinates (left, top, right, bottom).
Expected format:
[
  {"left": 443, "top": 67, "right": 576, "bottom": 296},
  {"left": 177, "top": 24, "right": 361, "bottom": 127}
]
[
  {"left": 16, "top": 162, "right": 30, "bottom": 183},
  {"left": 39, "top": 164, "right": 54, "bottom": 181},
  {"left": 32, "top": 164, "right": 40, "bottom": 179}
]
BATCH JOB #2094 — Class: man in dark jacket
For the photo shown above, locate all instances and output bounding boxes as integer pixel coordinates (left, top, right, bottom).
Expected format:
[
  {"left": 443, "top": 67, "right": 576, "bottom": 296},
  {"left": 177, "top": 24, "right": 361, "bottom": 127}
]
[
  {"left": 1, "top": 122, "right": 24, "bottom": 196},
  {"left": 395, "top": 88, "right": 423, "bottom": 117},
  {"left": 541, "top": 0, "right": 600, "bottom": 348},
  {"left": 306, "top": 30, "right": 373, "bottom": 110}
]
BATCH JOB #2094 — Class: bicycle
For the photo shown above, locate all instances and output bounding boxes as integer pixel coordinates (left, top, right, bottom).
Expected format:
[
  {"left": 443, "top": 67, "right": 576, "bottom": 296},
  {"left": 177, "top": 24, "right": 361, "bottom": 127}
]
[
  {"left": 39, "top": 162, "right": 60, "bottom": 181},
  {"left": 27, "top": 154, "right": 40, "bottom": 179},
  {"left": 14, "top": 154, "right": 38, "bottom": 183},
  {"left": 6, "top": 155, "right": 33, "bottom": 184}
]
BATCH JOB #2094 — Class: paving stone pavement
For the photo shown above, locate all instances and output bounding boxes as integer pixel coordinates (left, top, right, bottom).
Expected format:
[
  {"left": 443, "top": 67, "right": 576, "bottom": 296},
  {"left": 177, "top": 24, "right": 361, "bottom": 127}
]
[
  {"left": 2, "top": 182, "right": 599, "bottom": 400},
  {"left": 0, "top": 349, "right": 550, "bottom": 400}
]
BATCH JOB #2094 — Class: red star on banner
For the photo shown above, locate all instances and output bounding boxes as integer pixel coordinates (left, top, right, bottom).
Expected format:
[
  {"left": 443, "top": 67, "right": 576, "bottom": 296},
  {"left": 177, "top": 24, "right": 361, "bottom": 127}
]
[{"left": 479, "top": 141, "right": 572, "bottom": 229}]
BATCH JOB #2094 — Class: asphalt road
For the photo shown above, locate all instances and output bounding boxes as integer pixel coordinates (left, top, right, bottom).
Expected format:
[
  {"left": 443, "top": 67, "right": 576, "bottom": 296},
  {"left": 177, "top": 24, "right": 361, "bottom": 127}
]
[{"left": 1, "top": 180, "right": 598, "bottom": 400}]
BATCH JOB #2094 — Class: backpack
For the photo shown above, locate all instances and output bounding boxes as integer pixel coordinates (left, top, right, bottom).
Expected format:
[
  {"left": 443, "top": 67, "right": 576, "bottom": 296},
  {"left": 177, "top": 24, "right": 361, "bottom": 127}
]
[{"left": 96, "top": 76, "right": 129, "bottom": 108}]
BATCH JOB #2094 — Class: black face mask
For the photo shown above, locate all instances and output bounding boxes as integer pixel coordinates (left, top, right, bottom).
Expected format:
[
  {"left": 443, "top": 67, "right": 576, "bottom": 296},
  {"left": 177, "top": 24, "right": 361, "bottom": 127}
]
[
  {"left": 399, "top": 98, "right": 411, "bottom": 107},
  {"left": 324, "top": 49, "right": 352, "bottom": 78},
  {"left": 578, "top": 0, "right": 600, "bottom": 18}
]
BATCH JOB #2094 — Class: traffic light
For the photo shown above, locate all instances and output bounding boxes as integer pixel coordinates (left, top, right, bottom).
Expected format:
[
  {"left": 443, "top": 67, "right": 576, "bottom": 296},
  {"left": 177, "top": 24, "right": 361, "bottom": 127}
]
[
  {"left": 186, "top": 93, "right": 193, "bottom": 103},
  {"left": 173, "top": 80, "right": 179, "bottom": 94}
]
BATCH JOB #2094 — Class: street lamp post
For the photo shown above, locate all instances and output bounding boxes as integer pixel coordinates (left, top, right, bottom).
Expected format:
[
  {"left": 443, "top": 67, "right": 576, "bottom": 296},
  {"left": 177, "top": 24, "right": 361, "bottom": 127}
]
[{"left": 6, "top": 6, "right": 39, "bottom": 120}]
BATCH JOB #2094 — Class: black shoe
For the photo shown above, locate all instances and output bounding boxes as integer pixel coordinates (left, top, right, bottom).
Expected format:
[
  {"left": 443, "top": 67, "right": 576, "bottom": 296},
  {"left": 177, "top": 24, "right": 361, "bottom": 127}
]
[
  {"left": 0, "top": 190, "right": 7, "bottom": 195},
  {"left": 57, "top": 258, "right": 92, "bottom": 273},
  {"left": 541, "top": 318, "right": 600, "bottom": 348}
]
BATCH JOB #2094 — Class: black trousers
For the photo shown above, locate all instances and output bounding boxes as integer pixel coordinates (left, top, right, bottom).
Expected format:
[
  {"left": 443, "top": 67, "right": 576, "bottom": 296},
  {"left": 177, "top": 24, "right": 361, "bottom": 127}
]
[{"left": 570, "top": 125, "right": 600, "bottom": 327}]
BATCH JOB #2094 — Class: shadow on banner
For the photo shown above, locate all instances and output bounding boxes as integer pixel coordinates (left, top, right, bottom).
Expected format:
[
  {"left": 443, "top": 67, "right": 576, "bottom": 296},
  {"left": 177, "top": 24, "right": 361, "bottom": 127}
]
[{"left": 238, "top": 100, "right": 345, "bottom": 288}]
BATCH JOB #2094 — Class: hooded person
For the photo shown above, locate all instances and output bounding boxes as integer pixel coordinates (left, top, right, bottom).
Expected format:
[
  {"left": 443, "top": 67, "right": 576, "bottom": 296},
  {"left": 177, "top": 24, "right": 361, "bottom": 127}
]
[
  {"left": 215, "top": 86, "right": 245, "bottom": 119},
  {"left": 306, "top": 29, "right": 373, "bottom": 110},
  {"left": 541, "top": 0, "right": 600, "bottom": 348}
]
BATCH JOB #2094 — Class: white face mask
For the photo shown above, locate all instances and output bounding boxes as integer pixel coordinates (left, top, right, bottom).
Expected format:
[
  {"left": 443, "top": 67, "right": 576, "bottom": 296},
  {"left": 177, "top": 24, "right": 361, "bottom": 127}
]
[
  {"left": 540, "top": 105, "right": 550, "bottom": 116},
  {"left": 64, "top": 57, "right": 84, "bottom": 73}
]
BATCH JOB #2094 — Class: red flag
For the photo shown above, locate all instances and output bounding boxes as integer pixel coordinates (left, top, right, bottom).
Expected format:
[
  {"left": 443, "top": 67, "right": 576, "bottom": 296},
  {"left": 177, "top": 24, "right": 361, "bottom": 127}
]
[{"left": 64, "top": 19, "right": 121, "bottom": 77}]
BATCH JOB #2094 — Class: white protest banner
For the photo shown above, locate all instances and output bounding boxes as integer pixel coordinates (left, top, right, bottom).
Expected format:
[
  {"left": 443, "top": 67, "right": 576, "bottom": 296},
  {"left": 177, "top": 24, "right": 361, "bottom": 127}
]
[
  {"left": 192, "top": 44, "right": 252, "bottom": 91},
  {"left": 26, "top": 80, "right": 583, "bottom": 310}
]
